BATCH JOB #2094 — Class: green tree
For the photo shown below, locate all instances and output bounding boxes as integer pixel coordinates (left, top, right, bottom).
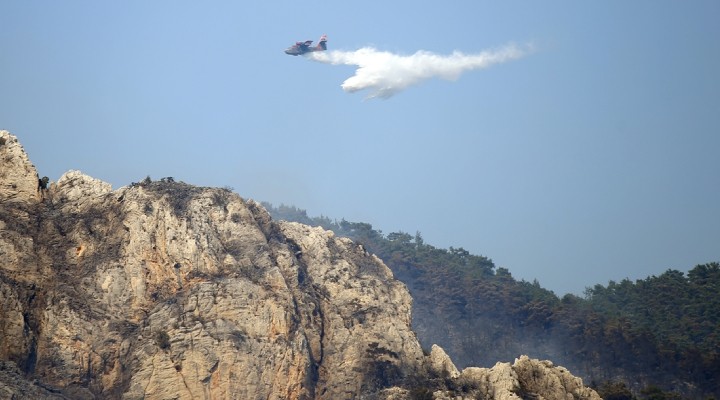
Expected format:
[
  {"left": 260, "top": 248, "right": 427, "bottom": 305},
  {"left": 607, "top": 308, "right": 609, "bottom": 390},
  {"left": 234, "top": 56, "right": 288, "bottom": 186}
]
[{"left": 596, "top": 381, "right": 635, "bottom": 400}]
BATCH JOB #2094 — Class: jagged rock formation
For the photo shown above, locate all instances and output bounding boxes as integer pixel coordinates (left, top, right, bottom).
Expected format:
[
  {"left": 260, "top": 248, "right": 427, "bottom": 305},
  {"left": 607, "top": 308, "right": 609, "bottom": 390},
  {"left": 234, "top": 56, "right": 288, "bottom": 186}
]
[
  {"left": 0, "top": 130, "right": 599, "bottom": 399},
  {"left": 0, "top": 133, "right": 41, "bottom": 204},
  {"left": 427, "top": 344, "right": 460, "bottom": 379},
  {"left": 0, "top": 361, "right": 66, "bottom": 399}
]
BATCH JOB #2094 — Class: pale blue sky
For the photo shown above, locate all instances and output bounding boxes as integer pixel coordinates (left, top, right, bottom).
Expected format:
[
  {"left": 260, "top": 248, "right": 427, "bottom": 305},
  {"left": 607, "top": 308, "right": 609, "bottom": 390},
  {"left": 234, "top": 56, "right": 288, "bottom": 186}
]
[{"left": 2, "top": 1, "right": 718, "bottom": 295}]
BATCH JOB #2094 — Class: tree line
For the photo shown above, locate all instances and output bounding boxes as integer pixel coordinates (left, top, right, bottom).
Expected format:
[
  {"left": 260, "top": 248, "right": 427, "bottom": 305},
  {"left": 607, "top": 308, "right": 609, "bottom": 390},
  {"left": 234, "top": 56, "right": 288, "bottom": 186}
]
[{"left": 263, "top": 203, "right": 719, "bottom": 399}]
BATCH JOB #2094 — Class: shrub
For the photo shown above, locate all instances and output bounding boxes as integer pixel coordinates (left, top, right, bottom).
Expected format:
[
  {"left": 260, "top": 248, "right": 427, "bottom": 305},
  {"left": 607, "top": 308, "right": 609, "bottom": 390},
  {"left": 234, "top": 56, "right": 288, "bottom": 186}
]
[
  {"left": 596, "top": 381, "right": 635, "bottom": 400},
  {"left": 408, "top": 387, "right": 434, "bottom": 400},
  {"left": 38, "top": 176, "right": 49, "bottom": 190},
  {"left": 155, "top": 330, "right": 170, "bottom": 349}
]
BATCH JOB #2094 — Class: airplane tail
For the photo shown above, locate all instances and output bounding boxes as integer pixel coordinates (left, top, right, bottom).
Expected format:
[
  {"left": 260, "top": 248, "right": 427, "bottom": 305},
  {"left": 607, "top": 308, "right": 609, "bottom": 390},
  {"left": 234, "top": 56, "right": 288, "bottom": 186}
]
[{"left": 316, "top": 34, "right": 327, "bottom": 51}]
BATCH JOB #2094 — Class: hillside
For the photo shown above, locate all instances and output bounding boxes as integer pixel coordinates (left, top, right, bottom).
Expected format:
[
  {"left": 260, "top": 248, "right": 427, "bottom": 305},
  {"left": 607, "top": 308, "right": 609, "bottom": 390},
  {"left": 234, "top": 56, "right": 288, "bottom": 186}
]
[
  {"left": 0, "top": 130, "right": 607, "bottom": 398},
  {"left": 265, "top": 203, "right": 720, "bottom": 399}
]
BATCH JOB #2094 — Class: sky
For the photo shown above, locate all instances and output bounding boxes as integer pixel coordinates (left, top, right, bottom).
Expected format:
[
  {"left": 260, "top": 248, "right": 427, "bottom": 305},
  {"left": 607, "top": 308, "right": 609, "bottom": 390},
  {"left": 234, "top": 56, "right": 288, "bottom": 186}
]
[{"left": 1, "top": 1, "right": 718, "bottom": 296}]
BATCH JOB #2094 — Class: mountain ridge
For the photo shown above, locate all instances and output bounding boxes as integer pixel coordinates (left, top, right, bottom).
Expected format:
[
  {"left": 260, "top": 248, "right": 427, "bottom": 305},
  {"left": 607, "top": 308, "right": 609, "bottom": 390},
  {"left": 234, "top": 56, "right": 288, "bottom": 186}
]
[{"left": 0, "top": 130, "right": 601, "bottom": 399}]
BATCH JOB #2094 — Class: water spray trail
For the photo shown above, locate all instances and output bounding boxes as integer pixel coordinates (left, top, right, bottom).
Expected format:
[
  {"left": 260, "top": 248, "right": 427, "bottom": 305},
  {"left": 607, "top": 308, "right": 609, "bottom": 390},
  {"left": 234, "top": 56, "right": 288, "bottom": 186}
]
[{"left": 308, "top": 43, "right": 531, "bottom": 99}]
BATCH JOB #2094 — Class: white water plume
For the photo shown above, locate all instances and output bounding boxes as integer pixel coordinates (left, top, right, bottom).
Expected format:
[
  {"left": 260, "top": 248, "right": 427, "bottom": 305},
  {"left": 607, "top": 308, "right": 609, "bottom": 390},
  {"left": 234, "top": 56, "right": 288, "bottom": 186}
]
[{"left": 308, "top": 43, "right": 531, "bottom": 99}]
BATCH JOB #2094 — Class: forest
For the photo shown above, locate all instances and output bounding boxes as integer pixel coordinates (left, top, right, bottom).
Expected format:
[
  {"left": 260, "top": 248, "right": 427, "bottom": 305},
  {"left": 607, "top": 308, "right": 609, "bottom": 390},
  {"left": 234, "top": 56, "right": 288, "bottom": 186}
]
[{"left": 264, "top": 203, "right": 720, "bottom": 400}]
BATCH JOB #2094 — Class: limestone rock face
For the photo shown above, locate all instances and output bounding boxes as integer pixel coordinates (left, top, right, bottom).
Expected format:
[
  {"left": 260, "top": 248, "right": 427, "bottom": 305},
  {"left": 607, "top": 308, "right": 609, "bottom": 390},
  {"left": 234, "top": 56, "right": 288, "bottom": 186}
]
[
  {"left": 512, "top": 355, "right": 601, "bottom": 400},
  {"left": 0, "top": 131, "right": 599, "bottom": 400},
  {"left": 0, "top": 131, "right": 40, "bottom": 204},
  {"left": 0, "top": 361, "right": 66, "bottom": 400},
  {"left": 54, "top": 170, "right": 113, "bottom": 204},
  {"left": 414, "top": 355, "right": 601, "bottom": 400},
  {"left": 0, "top": 132, "right": 423, "bottom": 399},
  {"left": 428, "top": 344, "right": 460, "bottom": 379}
]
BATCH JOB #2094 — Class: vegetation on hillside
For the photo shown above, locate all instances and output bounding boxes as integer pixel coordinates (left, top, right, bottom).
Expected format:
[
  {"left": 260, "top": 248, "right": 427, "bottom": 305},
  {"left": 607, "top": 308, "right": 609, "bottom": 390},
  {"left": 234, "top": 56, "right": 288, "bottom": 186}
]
[{"left": 263, "top": 203, "right": 720, "bottom": 399}]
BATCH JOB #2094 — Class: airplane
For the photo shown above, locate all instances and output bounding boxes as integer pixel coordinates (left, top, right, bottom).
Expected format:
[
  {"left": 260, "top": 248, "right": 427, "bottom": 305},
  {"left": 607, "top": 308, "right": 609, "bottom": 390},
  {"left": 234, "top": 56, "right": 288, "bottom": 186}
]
[{"left": 285, "top": 34, "right": 327, "bottom": 56}]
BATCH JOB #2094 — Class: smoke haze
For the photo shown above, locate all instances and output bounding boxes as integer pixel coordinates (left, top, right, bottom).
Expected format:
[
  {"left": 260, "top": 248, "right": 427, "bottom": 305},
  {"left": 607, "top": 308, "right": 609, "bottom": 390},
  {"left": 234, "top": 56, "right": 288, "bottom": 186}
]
[{"left": 308, "top": 44, "right": 530, "bottom": 99}]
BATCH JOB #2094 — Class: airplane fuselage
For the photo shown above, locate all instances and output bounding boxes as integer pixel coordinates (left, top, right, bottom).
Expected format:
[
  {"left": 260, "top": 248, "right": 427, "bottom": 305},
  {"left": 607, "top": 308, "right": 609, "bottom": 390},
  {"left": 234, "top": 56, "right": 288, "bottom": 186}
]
[
  {"left": 284, "top": 45, "right": 321, "bottom": 56},
  {"left": 285, "top": 35, "right": 327, "bottom": 56}
]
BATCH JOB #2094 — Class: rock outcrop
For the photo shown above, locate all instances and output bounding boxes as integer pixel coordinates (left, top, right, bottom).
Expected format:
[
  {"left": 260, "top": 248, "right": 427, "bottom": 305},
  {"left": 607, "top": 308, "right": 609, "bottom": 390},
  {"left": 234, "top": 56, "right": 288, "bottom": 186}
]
[
  {"left": 0, "top": 130, "right": 599, "bottom": 399},
  {"left": 456, "top": 356, "right": 602, "bottom": 400},
  {"left": 427, "top": 344, "right": 460, "bottom": 380},
  {"left": 0, "top": 131, "right": 41, "bottom": 204}
]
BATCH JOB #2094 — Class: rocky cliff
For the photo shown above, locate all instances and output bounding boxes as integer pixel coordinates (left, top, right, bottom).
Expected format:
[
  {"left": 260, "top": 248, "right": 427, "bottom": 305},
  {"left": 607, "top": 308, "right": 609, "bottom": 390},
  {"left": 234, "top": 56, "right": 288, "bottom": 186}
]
[{"left": 0, "top": 130, "right": 599, "bottom": 399}]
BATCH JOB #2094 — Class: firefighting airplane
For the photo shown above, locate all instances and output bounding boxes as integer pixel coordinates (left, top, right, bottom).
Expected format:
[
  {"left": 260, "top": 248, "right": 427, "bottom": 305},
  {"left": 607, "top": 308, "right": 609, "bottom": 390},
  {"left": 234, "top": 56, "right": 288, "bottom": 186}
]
[{"left": 284, "top": 34, "right": 327, "bottom": 56}]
